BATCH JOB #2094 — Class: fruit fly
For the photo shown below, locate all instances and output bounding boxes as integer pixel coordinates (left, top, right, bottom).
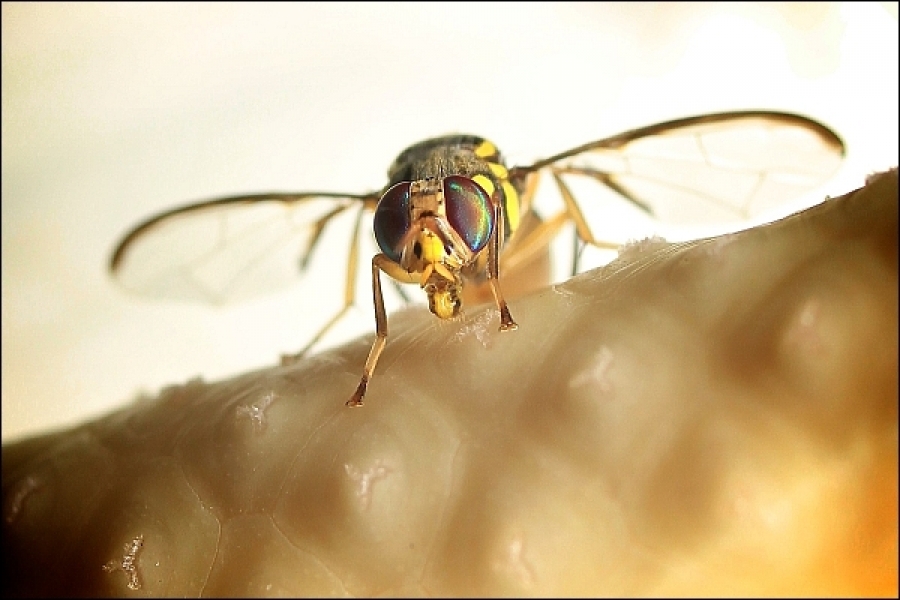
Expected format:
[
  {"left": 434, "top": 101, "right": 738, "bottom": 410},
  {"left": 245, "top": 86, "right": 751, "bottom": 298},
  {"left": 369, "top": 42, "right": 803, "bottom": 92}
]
[{"left": 109, "top": 111, "right": 845, "bottom": 406}]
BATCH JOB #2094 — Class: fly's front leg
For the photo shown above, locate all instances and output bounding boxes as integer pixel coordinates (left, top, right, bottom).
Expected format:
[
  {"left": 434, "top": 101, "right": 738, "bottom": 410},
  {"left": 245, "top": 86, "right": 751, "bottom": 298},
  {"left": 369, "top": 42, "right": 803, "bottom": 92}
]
[
  {"left": 347, "top": 254, "right": 392, "bottom": 407},
  {"left": 487, "top": 198, "right": 518, "bottom": 332}
]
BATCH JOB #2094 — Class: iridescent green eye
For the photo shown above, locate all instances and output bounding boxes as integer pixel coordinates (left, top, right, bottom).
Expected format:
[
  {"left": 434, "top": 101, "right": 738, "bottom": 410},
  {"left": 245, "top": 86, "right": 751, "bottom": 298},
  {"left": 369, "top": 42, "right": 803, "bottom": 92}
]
[
  {"left": 373, "top": 182, "right": 411, "bottom": 263},
  {"left": 443, "top": 176, "right": 494, "bottom": 253}
]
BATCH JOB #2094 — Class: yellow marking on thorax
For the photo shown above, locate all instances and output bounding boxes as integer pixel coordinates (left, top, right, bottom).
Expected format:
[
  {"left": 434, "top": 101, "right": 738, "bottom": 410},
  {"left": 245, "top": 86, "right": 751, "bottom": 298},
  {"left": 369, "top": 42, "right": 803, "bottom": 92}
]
[
  {"left": 473, "top": 170, "right": 521, "bottom": 236},
  {"left": 502, "top": 180, "right": 520, "bottom": 232},
  {"left": 472, "top": 174, "right": 495, "bottom": 196},
  {"left": 488, "top": 163, "right": 508, "bottom": 178},
  {"left": 474, "top": 140, "right": 498, "bottom": 159},
  {"left": 476, "top": 139, "right": 520, "bottom": 237}
]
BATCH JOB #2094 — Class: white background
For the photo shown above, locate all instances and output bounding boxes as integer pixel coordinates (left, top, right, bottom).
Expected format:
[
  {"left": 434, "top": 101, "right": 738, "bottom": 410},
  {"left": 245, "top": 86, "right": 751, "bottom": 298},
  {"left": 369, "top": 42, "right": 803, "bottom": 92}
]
[{"left": 3, "top": 3, "right": 898, "bottom": 441}]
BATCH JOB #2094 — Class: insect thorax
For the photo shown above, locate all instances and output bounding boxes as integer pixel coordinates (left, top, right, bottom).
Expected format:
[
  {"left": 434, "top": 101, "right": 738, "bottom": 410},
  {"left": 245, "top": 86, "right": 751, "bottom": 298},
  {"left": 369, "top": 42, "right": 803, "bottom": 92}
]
[
  {"left": 385, "top": 135, "right": 523, "bottom": 240},
  {"left": 387, "top": 135, "right": 494, "bottom": 184}
]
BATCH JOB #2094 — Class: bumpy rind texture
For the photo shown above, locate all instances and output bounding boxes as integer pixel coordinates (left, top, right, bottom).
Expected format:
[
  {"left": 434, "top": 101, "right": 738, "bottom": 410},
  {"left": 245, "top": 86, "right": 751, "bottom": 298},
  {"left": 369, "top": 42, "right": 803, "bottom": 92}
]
[{"left": 2, "top": 170, "right": 897, "bottom": 596}]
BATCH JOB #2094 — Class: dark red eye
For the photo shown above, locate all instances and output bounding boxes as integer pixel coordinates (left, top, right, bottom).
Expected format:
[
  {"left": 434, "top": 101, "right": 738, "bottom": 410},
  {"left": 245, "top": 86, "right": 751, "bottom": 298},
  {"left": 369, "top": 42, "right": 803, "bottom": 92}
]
[
  {"left": 443, "top": 176, "right": 494, "bottom": 253},
  {"left": 373, "top": 182, "right": 411, "bottom": 263}
]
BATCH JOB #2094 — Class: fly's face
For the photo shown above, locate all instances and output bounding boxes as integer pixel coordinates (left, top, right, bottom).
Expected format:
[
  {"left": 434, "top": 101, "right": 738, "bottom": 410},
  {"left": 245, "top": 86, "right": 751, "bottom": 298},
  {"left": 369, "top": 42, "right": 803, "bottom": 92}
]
[{"left": 372, "top": 175, "right": 497, "bottom": 319}]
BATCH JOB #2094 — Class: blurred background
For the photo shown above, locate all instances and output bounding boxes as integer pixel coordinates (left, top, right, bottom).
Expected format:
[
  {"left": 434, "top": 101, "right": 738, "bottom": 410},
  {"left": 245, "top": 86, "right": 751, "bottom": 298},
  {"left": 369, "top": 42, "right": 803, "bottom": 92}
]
[{"left": 2, "top": 3, "right": 898, "bottom": 442}]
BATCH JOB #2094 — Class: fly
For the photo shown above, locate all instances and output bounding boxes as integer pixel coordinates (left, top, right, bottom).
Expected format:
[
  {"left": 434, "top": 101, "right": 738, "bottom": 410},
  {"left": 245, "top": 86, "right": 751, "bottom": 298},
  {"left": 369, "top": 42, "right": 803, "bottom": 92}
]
[{"left": 109, "top": 111, "right": 845, "bottom": 406}]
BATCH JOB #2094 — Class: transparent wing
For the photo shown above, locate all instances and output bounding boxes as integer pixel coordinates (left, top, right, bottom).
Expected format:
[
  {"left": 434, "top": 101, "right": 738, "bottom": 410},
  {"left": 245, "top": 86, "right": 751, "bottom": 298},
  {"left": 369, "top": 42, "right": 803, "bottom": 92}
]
[
  {"left": 110, "top": 192, "right": 377, "bottom": 304},
  {"left": 521, "top": 111, "right": 845, "bottom": 225}
]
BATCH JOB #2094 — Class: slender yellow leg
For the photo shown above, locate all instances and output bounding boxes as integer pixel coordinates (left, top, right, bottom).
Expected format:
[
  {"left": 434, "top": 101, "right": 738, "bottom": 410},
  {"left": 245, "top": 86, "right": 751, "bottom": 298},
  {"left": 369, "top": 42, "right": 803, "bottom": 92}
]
[
  {"left": 498, "top": 209, "right": 570, "bottom": 276},
  {"left": 298, "top": 204, "right": 354, "bottom": 270},
  {"left": 346, "top": 254, "right": 392, "bottom": 407},
  {"left": 550, "top": 170, "right": 620, "bottom": 251},
  {"left": 281, "top": 206, "right": 365, "bottom": 365}
]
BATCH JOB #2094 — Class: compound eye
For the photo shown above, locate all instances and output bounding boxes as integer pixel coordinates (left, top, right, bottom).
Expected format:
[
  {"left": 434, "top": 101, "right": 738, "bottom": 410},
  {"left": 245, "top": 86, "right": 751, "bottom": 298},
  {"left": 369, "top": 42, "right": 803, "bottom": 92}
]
[
  {"left": 373, "top": 182, "right": 412, "bottom": 263},
  {"left": 443, "top": 176, "right": 494, "bottom": 254}
]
